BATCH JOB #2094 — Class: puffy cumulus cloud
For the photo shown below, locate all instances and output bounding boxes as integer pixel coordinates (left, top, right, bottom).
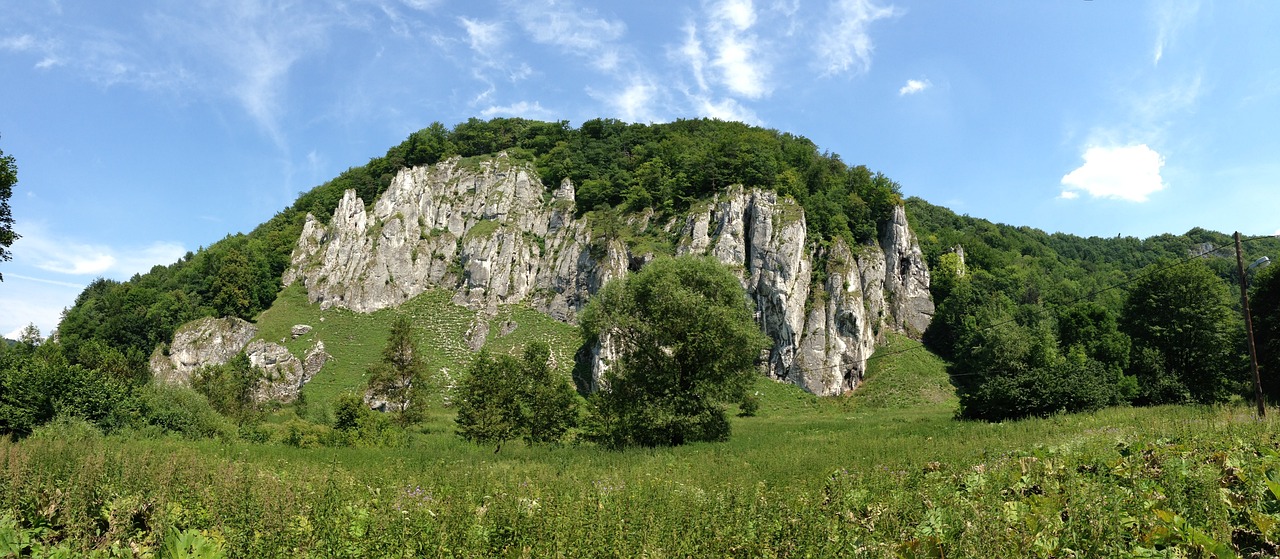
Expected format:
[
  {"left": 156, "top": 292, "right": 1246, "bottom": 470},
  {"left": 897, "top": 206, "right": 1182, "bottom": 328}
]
[
  {"left": 815, "top": 0, "right": 899, "bottom": 76},
  {"left": 898, "top": 78, "right": 930, "bottom": 96},
  {"left": 1060, "top": 144, "right": 1167, "bottom": 202}
]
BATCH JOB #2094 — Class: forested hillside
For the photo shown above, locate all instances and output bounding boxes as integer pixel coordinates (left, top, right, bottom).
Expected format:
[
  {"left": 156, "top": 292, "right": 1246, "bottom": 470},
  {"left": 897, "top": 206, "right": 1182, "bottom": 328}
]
[
  {"left": 54, "top": 118, "right": 902, "bottom": 376},
  {"left": 908, "top": 197, "right": 1280, "bottom": 419},
  {"left": 5, "top": 118, "right": 1280, "bottom": 440}
]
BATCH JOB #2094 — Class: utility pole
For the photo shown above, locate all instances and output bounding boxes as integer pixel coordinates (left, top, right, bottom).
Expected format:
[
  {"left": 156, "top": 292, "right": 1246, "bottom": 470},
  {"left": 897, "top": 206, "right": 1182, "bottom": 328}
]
[{"left": 1235, "top": 231, "right": 1266, "bottom": 419}]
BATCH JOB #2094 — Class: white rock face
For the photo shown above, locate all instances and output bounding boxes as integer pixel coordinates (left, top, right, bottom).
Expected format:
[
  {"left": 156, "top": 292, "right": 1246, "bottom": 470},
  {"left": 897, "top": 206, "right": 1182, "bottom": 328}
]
[
  {"left": 284, "top": 157, "right": 933, "bottom": 395},
  {"left": 148, "top": 316, "right": 326, "bottom": 404},
  {"left": 149, "top": 317, "right": 257, "bottom": 386},
  {"left": 881, "top": 205, "right": 935, "bottom": 336}
]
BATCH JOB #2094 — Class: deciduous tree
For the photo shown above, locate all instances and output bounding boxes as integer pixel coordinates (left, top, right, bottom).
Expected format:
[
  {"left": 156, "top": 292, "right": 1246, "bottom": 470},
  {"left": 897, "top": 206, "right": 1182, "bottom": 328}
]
[
  {"left": 580, "top": 256, "right": 769, "bottom": 447},
  {"left": 1121, "top": 260, "right": 1240, "bottom": 404},
  {"left": 0, "top": 137, "right": 17, "bottom": 280}
]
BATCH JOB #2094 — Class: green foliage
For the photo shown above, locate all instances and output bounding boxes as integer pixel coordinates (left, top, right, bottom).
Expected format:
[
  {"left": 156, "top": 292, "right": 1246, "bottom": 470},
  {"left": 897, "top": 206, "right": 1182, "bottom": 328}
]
[
  {"left": 5, "top": 391, "right": 1280, "bottom": 556},
  {"left": 581, "top": 256, "right": 770, "bottom": 447},
  {"left": 453, "top": 352, "right": 522, "bottom": 451},
  {"left": 135, "top": 383, "right": 234, "bottom": 440},
  {"left": 945, "top": 293, "right": 1120, "bottom": 421},
  {"left": 0, "top": 136, "right": 17, "bottom": 279},
  {"left": 161, "top": 526, "right": 226, "bottom": 559},
  {"left": 332, "top": 392, "right": 367, "bottom": 432},
  {"left": 1252, "top": 265, "right": 1280, "bottom": 402},
  {"left": 0, "top": 340, "right": 133, "bottom": 437},
  {"left": 365, "top": 315, "right": 430, "bottom": 423},
  {"left": 1122, "top": 259, "right": 1242, "bottom": 404},
  {"left": 454, "top": 342, "right": 580, "bottom": 452},
  {"left": 191, "top": 353, "right": 261, "bottom": 421}
]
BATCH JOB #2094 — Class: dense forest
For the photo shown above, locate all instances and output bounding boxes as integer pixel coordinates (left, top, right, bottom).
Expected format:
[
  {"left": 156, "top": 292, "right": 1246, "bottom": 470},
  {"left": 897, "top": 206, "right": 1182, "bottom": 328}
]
[{"left": 908, "top": 198, "right": 1280, "bottom": 419}]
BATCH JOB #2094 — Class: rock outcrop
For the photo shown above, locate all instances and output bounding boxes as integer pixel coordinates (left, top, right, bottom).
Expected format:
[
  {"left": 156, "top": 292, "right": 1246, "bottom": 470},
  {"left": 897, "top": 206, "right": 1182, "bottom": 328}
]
[
  {"left": 149, "top": 317, "right": 257, "bottom": 386},
  {"left": 149, "top": 316, "right": 327, "bottom": 403},
  {"left": 284, "top": 155, "right": 934, "bottom": 396}
]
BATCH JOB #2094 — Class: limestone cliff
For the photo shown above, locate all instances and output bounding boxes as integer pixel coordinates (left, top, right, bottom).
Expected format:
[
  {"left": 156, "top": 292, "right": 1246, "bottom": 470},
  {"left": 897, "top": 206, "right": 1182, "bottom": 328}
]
[
  {"left": 284, "top": 155, "right": 933, "bottom": 396},
  {"left": 148, "top": 317, "right": 329, "bottom": 403}
]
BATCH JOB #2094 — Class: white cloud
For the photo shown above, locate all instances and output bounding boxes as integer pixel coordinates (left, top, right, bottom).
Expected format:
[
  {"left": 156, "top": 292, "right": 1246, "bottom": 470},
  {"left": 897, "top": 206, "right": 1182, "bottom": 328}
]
[
  {"left": 1060, "top": 144, "right": 1167, "bottom": 202},
  {"left": 481, "top": 101, "right": 555, "bottom": 119},
  {"left": 591, "top": 78, "right": 660, "bottom": 123},
  {"left": 15, "top": 226, "right": 186, "bottom": 279},
  {"left": 705, "top": 0, "right": 771, "bottom": 99},
  {"left": 510, "top": 0, "right": 626, "bottom": 54},
  {"left": 145, "top": 3, "right": 342, "bottom": 149},
  {"left": 1153, "top": 0, "right": 1199, "bottom": 65},
  {"left": 898, "top": 78, "right": 930, "bottom": 96},
  {"left": 400, "top": 0, "right": 441, "bottom": 10},
  {"left": 0, "top": 278, "right": 87, "bottom": 341},
  {"left": 815, "top": 0, "right": 899, "bottom": 76},
  {"left": 679, "top": 23, "right": 710, "bottom": 92},
  {"left": 691, "top": 95, "right": 761, "bottom": 125},
  {"left": 714, "top": 0, "right": 757, "bottom": 31},
  {"left": 460, "top": 17, "right": 504, "bottom": 54},
  {"left": 1, "top": 34, "right": 37, "bottom": 51}
]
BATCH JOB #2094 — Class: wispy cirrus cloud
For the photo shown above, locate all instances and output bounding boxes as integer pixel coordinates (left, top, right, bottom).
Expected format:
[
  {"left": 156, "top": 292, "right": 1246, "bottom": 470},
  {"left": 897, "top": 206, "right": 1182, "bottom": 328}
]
[
  {"left": 508, "top": 0, "right": 626, "bottom": 69},
  {"left": 147, "top": 2, "right": 343, "bottom": 149},
  {"left": 15, "top": 225, "right": 186, "bottom": 278},
  {"left": 481, "top": 100, "right": 555, "bottom": 119},
  {"left": 1152, "top": 0, "right": 1199, "bottom": 66},
  {"left": 814, "top": 0, "right": 899, "bottom": 76}
]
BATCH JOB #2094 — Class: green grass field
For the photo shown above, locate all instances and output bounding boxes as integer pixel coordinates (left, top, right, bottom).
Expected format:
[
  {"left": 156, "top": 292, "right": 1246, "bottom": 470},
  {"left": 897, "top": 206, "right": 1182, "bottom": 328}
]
[{"left": 5, "top": 297, "right": 1280, "bottom": 557}]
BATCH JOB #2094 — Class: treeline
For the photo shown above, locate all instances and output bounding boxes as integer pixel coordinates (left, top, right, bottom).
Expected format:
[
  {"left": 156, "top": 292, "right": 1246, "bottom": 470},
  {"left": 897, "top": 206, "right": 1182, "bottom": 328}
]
[
  {"left": 57, "top": 118, "right": 901, "bottom": 379},
  {"left": 909, "top": 198, "right": 1280, "bottom": 420}
]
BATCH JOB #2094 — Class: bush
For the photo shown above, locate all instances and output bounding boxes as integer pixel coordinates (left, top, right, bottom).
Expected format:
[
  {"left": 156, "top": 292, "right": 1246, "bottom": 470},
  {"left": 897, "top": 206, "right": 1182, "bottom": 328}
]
[{"left": 136, "top": 383, "right": 235, "bottom": 440}]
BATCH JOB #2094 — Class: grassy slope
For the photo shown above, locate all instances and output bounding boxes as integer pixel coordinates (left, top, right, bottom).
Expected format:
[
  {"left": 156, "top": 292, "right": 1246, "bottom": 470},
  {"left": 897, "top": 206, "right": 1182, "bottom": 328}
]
[{"left": 252, "top": 283, "right": 580, "bottom": 417}]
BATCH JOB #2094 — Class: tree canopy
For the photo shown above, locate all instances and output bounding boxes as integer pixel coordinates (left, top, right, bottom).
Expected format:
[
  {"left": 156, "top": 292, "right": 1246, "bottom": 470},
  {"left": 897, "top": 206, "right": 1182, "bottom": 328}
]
[
  {"left": 454, "top": 342, "right": 579, "bottom": 452},
  {"left": 0, "top": 137, "right": 18, "bottom": 281},
  {"left": 580, "top": 256, "right": 770, "bottom": 447}
]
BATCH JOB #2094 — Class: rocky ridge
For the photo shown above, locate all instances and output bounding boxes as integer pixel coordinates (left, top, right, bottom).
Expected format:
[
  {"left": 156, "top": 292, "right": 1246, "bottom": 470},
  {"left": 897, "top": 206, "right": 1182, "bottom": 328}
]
[{"left": 283, "top": 155, "right": 933, "bottom": 396}]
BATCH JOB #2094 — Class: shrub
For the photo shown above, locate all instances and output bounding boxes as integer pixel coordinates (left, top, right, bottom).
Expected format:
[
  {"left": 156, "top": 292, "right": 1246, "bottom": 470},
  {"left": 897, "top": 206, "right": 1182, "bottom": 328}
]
[{"left": 136, "top": 383, "right": 235, "bottom": 440}]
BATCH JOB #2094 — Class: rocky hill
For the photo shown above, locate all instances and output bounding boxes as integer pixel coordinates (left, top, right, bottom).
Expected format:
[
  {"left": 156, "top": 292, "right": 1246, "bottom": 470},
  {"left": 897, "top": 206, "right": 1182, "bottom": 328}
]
[{"left": 265, "top": 153, "right": 932, "bottom": 396}]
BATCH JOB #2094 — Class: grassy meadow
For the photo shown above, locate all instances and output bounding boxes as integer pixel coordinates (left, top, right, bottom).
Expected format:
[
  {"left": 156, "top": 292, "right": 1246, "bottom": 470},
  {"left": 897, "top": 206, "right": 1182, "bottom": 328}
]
[{"left": 5, "top": 297, "right": 1280, "bottom": 557}]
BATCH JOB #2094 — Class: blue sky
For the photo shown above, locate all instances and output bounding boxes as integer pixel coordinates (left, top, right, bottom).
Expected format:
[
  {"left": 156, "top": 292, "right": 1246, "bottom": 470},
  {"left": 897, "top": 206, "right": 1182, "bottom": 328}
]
[{"left": 2, "top": 0, "right": 1278, "bottom": 338}]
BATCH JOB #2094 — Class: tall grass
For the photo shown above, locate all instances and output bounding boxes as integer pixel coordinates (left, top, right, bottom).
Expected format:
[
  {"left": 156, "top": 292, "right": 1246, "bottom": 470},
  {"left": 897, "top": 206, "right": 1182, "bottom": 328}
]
[
  {"left": 6, "top": 307, "right": 1277, "bottom": 556},
  {"left": 5, "top": 353, "right": 1279, "bottom": 556}
]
